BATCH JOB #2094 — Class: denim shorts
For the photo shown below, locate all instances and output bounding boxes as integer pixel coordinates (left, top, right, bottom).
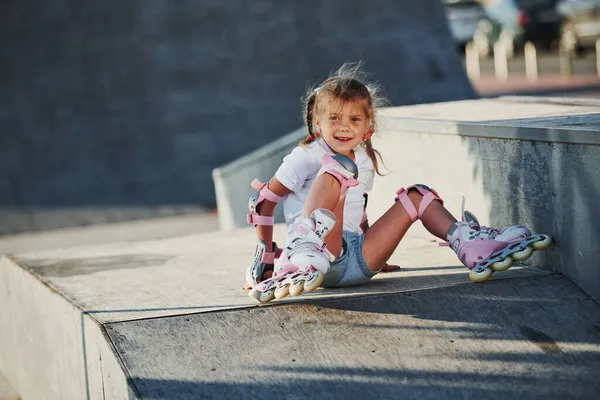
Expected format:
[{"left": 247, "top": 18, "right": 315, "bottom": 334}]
[{"left": 321, "top": 230, "right": 381, "bottom": 288}]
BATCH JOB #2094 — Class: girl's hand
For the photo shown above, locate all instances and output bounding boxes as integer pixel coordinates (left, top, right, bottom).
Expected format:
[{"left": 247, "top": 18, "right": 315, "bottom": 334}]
[{"left": 381, "top": 263, "right": 401, "bottom": 272}]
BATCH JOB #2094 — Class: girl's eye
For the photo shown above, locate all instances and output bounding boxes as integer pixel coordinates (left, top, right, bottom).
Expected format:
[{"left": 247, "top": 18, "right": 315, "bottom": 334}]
[
  {"left": 352, "top": 117, "right": 361, "bottom": 122},
  {"left": 329, "top": 116, "right": 338, "bottom": 121}
]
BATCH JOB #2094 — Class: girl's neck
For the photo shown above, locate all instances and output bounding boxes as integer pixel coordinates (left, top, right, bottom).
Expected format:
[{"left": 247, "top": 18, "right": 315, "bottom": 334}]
[{"left": 318, "top": 138, "right": 356, "bottom": 161}]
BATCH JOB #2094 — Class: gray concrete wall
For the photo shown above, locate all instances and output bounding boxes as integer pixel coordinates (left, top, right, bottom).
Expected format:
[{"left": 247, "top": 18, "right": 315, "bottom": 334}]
[
  {"left": 0, "top": 0, "right": 474, "bottom": 216},
  {"left": 213, "top": 97, "right": 600, "bottom": 301}
]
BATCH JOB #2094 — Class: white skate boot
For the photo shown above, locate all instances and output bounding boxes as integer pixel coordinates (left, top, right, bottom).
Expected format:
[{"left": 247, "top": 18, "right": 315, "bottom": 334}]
[
  {"left": 249, "top": 208, "right": 336, "bottom": 303},
  {"left": 445, "top": 211, "right": 553, "bottom": 283}
]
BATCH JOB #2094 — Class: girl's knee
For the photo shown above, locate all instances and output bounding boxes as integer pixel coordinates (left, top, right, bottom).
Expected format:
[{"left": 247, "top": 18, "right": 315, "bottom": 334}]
[{"left": 395, "top": 184, "right": 444, "bottom": 222}]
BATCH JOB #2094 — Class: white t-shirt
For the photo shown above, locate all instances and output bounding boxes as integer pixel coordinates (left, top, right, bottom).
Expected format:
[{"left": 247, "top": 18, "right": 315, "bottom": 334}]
[{"left": 275, "top": 139, "right": 375, "bottom": 234}]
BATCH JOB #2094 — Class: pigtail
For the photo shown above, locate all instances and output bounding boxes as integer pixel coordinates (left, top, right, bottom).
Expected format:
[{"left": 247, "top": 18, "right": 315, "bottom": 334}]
[
  {"left": 363, "top": 137, "right": 385, "bottom": 176},
  {"left": 300, "top": 90, "right": 319, "bottom": 146}
]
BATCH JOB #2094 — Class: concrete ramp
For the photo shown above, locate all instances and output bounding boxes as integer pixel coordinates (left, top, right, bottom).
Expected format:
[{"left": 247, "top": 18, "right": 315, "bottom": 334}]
[{"left": 1, "top": 225, "right": 599, "bottom": 399}]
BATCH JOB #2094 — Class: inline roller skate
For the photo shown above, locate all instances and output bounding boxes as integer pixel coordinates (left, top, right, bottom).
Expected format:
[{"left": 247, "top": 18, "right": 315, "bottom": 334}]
[
  {"left": 445, "top": 211, "right": 553, "bottom": 282},
  {"left": 249, "top": 208, "right": 336, "bottom": 303}
]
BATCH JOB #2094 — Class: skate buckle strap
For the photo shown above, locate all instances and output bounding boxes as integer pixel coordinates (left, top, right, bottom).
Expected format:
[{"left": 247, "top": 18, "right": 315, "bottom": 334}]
[
  {"left": 261, "top": 247, "right": 283, "bottom": 264},
  {"left": 247, "top": 179, "right": 282, "bottom": 226}
]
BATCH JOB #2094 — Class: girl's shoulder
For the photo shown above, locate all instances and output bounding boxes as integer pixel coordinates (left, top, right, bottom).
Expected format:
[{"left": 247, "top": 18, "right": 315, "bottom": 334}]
[
  {"left": 354, "top": 145, "right": 375, "bottom": 170},
  {"left": 289, "top": 142, "right": 326, "bottom": 162}
]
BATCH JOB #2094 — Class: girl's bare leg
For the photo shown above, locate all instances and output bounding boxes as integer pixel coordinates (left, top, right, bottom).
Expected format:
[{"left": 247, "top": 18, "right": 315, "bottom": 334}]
[
  {"left": 362, "top": 190, "right": 457, "bottom": 272},
  {"left": 302, "top": 173, "right": 344, "bottom": 257}
]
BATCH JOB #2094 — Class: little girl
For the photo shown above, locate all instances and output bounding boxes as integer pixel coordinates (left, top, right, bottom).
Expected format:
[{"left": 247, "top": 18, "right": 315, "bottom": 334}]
[{"left": 245, "top": 63, "right": 553, "bottom": 303}]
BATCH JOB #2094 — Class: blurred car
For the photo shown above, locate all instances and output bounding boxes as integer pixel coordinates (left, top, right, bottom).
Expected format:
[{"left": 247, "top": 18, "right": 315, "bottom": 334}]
[
  {"left": 558, "top": 0, "right": 600, "bottom": 54},
  {"left": 473, "top": 0, "right": 561, "bottom": 57},
  {"left": 443, "top": 0, "right": 487, "bottom": 49}
]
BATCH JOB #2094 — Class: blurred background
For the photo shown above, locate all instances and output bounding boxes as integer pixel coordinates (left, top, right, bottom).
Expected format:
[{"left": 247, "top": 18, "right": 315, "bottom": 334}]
[
  {"left": 1, "top": 0, "right": 599, "bottom": 240},
  {"left": 446, "top": 0, "right": 600, "bottom": 95}
]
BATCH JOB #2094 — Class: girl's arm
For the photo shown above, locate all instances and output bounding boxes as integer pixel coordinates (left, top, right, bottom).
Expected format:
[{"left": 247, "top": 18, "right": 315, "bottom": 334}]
[
  {"left": 244, "top": 176, "right": 293, "bottom": 288},
  {"left": 253, "top": 176, "right": 292, "bottom": 252}
]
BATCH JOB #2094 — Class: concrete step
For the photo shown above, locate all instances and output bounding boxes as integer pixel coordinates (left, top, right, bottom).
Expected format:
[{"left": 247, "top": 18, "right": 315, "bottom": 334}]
[{"left": 2, "top": 223, "right": 599, "bottom": 399}]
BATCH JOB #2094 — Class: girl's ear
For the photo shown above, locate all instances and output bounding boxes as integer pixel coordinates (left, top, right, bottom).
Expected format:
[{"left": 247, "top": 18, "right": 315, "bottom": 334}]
[
  {"left": 314, "top": 118, "right": 321, "bottom": 134},
  {"left": 363, "top": 128, "right": 374, "bottom": 142}
]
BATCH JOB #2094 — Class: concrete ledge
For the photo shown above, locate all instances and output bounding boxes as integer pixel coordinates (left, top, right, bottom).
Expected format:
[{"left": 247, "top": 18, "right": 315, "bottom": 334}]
[
  {"left": 0, "top": 222, "right": 599, "bottom": 398},
  {"left": 0, "top": 256, "right": 134, "bottom": 399},
  {"left": 0, "top": 223, "right": 569, "bottom": 399},
  {"left": 1, "top": 226, "right": 600, "bottom": 398},
  {"left": 382, "top": 96, "right": 600, "bottom": 145}
]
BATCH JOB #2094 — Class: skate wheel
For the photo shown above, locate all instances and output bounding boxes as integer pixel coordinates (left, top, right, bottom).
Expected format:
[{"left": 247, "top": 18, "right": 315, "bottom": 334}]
[
  {"left": 512, "top": 245, "right": 533, "bottom": 261},
  {"left": 274, "top": 283, "right": 290, "bottom": 300},
  {"left": 469, "top": 267, "right": 493, "bottom": 283},
  {"left": 303, "top": 271, "right": 324, "bottom": 293},
  {"left": 532, "top": 234, "right": 553, "bottom": 250},
  {"left": 259, "top": 289, "right": 275, "bottom": 303},
  {"left": 491, "top": 257, "right": 513, "bottom": 272},
  {"left": 289, "top": 280, "right": 305, "bottom": 296},
  {"left": 249, "top": 288, "right": 275, "bottom": 303},
  {"left": 249, "top": 289, "right": 275, "bottom": 303}
]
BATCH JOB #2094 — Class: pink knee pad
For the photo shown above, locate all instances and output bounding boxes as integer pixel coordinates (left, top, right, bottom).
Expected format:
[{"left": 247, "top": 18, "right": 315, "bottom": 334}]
[
  {"left": 317, "top": 153, "right": 359, "bottom": 196},
  {"left": 247, "top": 179, "right": 282, "bottom": 226},
  {"left": 395, "top": 184, "right": 444, "bottom": 222}
]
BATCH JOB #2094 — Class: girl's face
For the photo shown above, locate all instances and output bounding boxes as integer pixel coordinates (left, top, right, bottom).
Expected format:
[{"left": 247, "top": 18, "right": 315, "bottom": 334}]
[{"left": 315, "top": 97, "right": 373, "bottom": 158}]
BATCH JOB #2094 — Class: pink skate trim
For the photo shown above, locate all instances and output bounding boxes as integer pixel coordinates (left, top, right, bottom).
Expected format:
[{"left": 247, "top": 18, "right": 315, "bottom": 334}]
[
  {"left": 260, "top": 247, "right": 282, "bottom": 264},
  {"left": 272, "top": 252, "right": 299, "bottom": 279},
  {"left": 247, "top": 179, "right": 282, "bottom": 226},
  {"left": 317, "top": 153, "right": 359, "bottom": 196},
  {"left": 395, "top": 185, "right": 444, "bottom": 222},
  {"left": 458, "top": 239, "right": 506, "bottom": 270},
  {"left": 254, "top": 257, "right": 297, "bottom": 292},
  {"left": 293, "top": 219, "right": 315, "bottom": 236}
]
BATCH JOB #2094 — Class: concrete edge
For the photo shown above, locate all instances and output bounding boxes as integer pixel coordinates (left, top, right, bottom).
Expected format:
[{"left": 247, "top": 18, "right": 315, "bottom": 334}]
[
  {"left": 212, "top": 127, "right": 306, "bottom": 179},
  {"left": 0, "top": 255, "right": 137, "bottom": 400},
  {"left": 496, "top": 95, "right": 600, "bottom": 107},
  {"left": 378, "top": 96, "right": 600, "bottom": 145},
  {"left": 380, "top": 117, "right": 600, "bottom": 146}
]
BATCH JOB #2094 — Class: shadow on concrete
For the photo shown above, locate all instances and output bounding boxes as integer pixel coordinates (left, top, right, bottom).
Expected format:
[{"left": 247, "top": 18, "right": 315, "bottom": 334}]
[
  {"left": 105, "top": 274, "right": 600, "bottom": 399},
  {"left": 125, "top": 365, "right": 594, "bottom": 400}
]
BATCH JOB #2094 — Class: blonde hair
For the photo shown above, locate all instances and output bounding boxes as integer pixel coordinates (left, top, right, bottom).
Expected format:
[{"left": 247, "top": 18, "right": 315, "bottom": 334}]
[{"left": 301, "top": 62, "right": 388, "bottom": 175}]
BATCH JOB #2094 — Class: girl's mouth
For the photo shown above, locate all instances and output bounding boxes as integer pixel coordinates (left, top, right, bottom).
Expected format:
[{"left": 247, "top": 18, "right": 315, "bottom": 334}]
[{"left": 335, "top": 136, "right": 352, "bottom": 142}]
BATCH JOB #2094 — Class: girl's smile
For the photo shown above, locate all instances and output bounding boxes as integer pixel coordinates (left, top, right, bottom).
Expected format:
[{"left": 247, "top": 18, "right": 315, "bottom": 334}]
[{"left": 315, "top": 98, "right": 372, "bottom": 157}]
